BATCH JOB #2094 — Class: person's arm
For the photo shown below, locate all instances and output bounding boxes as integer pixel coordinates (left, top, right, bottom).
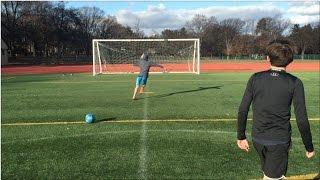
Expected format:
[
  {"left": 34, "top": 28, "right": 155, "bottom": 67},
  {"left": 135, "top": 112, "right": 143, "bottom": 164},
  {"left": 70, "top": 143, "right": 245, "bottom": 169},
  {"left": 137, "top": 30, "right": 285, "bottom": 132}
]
[
  {"left": 237, "top": 75, "right": 254, "bottom": 152},
  {"left": 293, "top": 78, "right": 314, "bottom": 156},
  {"left": 150, "top": 63, "right": 166, "bottom": 72},
  {"left": 150, "top": 63, "right": 164, "bottom": 68}
]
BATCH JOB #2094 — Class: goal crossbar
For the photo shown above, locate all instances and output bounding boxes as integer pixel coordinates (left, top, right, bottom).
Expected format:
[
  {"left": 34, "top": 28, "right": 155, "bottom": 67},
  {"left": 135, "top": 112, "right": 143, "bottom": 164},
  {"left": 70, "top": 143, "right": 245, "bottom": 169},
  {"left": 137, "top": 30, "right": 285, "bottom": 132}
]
[{"left": 93, "top": 38, "right": 200, "bottom": 42}]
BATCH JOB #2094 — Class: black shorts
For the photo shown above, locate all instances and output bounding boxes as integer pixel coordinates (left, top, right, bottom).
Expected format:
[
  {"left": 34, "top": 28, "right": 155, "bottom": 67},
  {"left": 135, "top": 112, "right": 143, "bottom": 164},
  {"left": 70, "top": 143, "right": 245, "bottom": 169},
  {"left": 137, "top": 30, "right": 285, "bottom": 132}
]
[{"left": 253, "top": 141, "right": 291, "bottom": 178}]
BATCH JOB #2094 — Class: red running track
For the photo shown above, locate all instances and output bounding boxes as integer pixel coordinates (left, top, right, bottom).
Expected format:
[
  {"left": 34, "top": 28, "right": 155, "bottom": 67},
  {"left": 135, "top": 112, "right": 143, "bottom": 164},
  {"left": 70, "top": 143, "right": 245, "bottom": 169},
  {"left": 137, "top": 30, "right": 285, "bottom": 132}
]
[{"left": 1, "top": 61, "right": 319, "bottom": 75}]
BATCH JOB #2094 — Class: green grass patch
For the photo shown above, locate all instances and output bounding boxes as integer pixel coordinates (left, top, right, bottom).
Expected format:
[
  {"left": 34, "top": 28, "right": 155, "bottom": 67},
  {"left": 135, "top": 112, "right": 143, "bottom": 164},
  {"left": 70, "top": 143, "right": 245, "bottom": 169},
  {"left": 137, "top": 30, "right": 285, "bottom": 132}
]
[
  {"left": 1, "top": 72, "right": 319, "bottom": 179},
  {"left": 2, "top": 72, "right": 319, "bottom": 123},
  {"left": 2, "top": 121, "right": 319, "bottom": 179}
]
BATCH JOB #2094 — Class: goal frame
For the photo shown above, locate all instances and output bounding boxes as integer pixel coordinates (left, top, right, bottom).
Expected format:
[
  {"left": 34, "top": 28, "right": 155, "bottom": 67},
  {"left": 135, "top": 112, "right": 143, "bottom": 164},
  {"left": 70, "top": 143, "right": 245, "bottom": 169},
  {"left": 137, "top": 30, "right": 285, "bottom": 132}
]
[{"left": 92, "top": 38, "right": 200, "bottom": 76}]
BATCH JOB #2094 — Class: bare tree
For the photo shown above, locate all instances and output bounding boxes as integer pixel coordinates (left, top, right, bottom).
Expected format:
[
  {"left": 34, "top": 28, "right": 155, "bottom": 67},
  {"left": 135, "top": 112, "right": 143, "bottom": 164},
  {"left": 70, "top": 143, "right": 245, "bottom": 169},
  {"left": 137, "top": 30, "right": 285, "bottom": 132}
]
[
  {"left": 185, "top": 14, "right": 209, "bottom": 36},
  {"left": 290, "top": 24, "right": 313, "bottom": 60},
  {"left": 312, "top": 23, "right": 320, "bottom": 54},
  {"left": 78, "top": 6, "right": 104, "bottom": 55},
  {"left": 255, "top": 16, "right": 290, "bottom": 41},
  {"left": 242, "top": 19, "right": 255, "bottom": 35},
  {"left": 1, "top": 1, "right": 31, "bottom": 55},
  {"left": 2, "top": 1, "right": 319, "bottom": 63},
  {"left": 220, "top": 18, "right": 245, "bottom": 59},
  {"left": 24, "top": 1, "right": 54, "bottom": 57},
  {"left": 132, "top": 17, "right": 145, "bottom": 38},
  {"left": 230, "top": 35, "right": 255, "bottom": 57},
  {"left": 98, "top": 16, "right": 135, "bottom": 39}
]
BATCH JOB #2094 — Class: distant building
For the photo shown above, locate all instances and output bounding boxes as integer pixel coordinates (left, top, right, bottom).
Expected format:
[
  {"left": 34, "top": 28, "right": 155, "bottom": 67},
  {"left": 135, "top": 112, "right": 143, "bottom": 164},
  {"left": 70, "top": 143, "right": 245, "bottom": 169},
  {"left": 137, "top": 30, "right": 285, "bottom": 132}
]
[{"left": 1, "top": 39, "right": 8, "bottom": 65}]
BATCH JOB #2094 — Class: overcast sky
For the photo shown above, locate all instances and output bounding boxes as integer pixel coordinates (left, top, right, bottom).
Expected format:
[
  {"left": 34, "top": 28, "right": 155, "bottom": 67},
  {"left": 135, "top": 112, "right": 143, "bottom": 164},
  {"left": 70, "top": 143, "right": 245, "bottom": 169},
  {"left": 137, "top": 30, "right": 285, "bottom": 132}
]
[{"left": 67, "top": 1, "right": 320, "bottom": 35}]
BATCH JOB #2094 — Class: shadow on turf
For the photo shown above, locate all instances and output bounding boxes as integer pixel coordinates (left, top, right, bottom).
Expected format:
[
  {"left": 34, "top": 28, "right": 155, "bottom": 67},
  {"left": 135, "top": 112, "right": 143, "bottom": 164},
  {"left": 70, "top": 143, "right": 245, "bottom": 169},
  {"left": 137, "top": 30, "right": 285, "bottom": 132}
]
[
  {"left": 138, "top": 85, "right": 223, "bottom": 100},
  {"left": 96, "top": 117, "right": 117, "bottom": 123}
]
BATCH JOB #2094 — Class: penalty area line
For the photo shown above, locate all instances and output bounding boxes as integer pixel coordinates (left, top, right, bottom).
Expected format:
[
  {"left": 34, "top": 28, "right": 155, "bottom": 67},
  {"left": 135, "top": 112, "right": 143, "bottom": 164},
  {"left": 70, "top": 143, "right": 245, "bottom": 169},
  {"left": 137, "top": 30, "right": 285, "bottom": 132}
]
[{"left": 2, "top": 118, "right": 320, "bottom": 126}]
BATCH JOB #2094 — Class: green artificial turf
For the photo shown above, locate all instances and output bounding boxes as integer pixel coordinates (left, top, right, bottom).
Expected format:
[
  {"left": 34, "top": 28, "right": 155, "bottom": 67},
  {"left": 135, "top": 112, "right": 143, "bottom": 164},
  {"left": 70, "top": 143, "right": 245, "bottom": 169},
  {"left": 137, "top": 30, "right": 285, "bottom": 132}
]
[
  {"left": 2, "top": 121, "right": 319, "bottom": 179},
  {"left": 1, "top": 72, "right": 319, "bottom": 179},
  {"left": 2, "top": 72, "right": 319, "bottom": 123}
]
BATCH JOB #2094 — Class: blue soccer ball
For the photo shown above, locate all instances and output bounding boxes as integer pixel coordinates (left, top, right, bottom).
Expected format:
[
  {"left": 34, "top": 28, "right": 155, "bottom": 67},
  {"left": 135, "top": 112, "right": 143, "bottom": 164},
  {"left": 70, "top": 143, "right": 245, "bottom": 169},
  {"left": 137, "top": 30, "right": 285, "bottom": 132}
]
[{"left": 85, "top": 113, "right": 95, "bottom": 124}]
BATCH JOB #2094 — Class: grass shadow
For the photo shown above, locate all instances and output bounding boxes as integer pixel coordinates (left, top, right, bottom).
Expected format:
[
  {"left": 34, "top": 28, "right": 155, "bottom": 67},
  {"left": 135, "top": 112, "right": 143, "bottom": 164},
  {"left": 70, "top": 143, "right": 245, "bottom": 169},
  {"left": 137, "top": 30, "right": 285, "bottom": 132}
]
[
  {"left": 96, "top": 117, "right": 117, "bottom": 123},
  {"left": 138, "top": 85, "right": 223, "bottom": 100}
]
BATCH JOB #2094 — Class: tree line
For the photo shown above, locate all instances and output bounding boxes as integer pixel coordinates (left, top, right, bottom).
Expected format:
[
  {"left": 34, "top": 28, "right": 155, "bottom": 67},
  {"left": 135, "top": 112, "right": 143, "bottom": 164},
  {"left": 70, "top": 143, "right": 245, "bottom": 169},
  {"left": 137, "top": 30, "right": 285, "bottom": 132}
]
[
  {"left": 1, "top": 1, "right": 319, "bottom": 63},
  {"left": 158, "top": 14, "right": 319, "bottom": 59}
]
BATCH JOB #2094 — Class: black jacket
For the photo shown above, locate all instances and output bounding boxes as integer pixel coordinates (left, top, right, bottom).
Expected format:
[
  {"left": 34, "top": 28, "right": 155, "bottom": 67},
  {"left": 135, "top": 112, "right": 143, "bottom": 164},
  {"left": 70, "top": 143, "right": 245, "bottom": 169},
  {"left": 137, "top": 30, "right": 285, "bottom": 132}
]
[{"left": 237, "top": 69, "right": 314, "bottom": 152}]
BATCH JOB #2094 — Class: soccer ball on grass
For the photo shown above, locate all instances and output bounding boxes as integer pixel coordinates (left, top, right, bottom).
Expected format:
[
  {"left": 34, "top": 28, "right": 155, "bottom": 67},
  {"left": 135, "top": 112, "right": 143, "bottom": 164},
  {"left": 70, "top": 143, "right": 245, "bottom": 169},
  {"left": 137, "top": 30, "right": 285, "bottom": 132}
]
[{"left": 85, "top": 113, "right": 95, "bottom": 124}]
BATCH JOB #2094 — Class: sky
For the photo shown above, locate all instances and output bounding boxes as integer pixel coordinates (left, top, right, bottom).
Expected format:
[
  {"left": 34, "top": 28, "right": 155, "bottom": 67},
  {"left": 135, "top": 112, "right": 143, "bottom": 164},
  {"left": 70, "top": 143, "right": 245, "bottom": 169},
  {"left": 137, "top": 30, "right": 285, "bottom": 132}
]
[{"left": 66, "top": 1, "right": 320, "bottom": 35}]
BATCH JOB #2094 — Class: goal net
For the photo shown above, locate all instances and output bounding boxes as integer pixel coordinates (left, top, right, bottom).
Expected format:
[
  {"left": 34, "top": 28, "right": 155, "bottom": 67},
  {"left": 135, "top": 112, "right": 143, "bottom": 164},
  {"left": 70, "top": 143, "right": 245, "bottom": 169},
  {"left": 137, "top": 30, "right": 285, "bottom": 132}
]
[{"left": 92, "top": 39, "right": 200, "bottom": 75}]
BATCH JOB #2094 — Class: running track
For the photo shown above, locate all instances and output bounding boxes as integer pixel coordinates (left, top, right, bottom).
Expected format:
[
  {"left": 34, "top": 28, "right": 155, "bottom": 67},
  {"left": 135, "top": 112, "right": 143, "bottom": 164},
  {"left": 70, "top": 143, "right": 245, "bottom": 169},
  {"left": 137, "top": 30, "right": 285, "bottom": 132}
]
[{"left": 2, "top": 61, "right": 319, "bottom": 75}]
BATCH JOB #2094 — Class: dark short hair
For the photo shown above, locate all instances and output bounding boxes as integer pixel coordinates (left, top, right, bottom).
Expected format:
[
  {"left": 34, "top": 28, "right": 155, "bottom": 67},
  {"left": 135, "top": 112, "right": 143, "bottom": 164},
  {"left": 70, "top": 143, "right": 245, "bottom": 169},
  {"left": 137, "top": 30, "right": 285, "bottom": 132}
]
[{"left": 266, "top": 41, "right": 293, "bottom": 67}]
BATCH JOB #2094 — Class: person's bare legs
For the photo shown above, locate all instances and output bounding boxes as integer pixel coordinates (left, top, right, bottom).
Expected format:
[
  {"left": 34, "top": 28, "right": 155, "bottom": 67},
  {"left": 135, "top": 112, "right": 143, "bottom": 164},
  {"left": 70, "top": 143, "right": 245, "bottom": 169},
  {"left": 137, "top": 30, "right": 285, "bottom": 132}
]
[
  {"left": 139, "top": 85, "right": 145, "bottom": 93},
  {"left": 132, "top": 86, "right": 140, "bottom": 100}
]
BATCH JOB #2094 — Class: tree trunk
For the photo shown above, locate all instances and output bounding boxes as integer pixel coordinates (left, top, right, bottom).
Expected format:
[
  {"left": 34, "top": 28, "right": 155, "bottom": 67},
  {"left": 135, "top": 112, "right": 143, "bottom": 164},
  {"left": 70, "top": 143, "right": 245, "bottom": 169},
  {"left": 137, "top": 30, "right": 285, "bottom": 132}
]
[
  {"left": 226, "top": 39, "right": 231, "bottom": 60},
  {"left": 31, "top": 41, "right": 35, "bottom": 57},
  {"left": 45, "top": 43, "right": 48, "bottom": 58},
  {"left": 301, "top": 46, "right": 305, "bottom": 60},
  {"left": 57, "top": 42, "right": 61, "bottom": 58}
]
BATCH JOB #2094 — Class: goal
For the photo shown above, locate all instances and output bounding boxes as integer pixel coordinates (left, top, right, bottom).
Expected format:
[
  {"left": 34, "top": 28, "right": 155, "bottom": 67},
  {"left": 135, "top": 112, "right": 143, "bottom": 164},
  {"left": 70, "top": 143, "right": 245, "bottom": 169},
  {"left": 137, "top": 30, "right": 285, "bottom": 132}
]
[{"left": 92, "top": 39, "right": 200, "bottom": 75}]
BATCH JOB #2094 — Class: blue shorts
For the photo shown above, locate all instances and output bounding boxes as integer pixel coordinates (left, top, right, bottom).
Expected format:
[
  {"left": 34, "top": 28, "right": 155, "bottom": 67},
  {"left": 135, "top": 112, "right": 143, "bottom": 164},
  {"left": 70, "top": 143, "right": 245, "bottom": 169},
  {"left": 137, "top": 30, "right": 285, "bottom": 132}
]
[{"left": 136, "top": 76, "right": 148, "bottom": 86}]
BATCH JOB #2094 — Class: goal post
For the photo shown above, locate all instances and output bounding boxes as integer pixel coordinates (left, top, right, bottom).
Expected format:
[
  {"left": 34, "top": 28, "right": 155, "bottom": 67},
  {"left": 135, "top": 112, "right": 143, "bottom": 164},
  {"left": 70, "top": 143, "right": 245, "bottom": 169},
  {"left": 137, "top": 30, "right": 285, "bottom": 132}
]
[{"left": 92, "top": 39, "right": 200, "bottom": 76}]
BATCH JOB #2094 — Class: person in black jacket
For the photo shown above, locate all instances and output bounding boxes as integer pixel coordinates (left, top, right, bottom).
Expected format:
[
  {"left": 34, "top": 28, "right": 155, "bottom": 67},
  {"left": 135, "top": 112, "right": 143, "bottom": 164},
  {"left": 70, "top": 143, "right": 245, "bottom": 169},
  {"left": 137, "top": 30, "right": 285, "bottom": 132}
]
[{"left": 237, "top": 40, "right": 314, "bottom": 179}]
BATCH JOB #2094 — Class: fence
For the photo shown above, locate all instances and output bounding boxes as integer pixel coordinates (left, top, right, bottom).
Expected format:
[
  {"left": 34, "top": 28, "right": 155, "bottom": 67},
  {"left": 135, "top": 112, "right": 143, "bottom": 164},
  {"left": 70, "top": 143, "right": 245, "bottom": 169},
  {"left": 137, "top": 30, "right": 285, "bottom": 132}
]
[
  {"left": 8, "top": 55, "right": 92, "bottom": 65},
  {"left": 293, "top": 54, "right": 320, "bottom": 60},
  {"left": 5, "top": 54, "right": 320, "bottom": 65},
  {"left": 203, "top": 54, "right": 320, "bottom": 60}
]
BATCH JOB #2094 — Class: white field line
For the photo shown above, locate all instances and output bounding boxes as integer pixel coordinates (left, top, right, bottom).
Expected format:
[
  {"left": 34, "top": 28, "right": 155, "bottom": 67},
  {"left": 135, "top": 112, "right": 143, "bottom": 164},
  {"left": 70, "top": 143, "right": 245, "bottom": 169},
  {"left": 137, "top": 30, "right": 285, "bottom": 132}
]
[
  {"left": 138, "top": 94, "right": 148, "bottom": 180},
  {"left": 140, "top": 92, "right": 155, "bottom": 94},
  {"left": 2, "top": 118, "right": 320, "bottom": 126},
  {"left": 1, "top": 130, "right": 139, "bottom": 144},
  {"left": 3, "top": 77, "right": 15, "bottom": 80},
  {"left": 2, "top": 129, "right": 316, "bottom": 145},
  {"left": 1, "top": 129, "right": 235, "bottom": 145},
  {"left": 2, "top": 129, "right": 232, "bottom": 145}
]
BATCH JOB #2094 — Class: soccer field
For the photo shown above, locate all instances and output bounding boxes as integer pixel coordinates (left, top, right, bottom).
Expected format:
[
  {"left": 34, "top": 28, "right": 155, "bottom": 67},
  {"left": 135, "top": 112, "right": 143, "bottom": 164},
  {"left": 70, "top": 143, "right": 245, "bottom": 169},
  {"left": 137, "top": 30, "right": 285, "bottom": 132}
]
[{"left": 1, "top": 73, "right": 319, "bottom": 179}]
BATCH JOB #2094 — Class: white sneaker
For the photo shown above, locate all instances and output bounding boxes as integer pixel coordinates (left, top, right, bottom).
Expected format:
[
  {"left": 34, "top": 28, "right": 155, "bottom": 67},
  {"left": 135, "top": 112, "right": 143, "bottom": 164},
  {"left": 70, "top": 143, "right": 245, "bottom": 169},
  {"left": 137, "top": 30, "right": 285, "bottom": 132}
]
[{"left": 263, "top": 174, "right": 286, "bottom": 180}]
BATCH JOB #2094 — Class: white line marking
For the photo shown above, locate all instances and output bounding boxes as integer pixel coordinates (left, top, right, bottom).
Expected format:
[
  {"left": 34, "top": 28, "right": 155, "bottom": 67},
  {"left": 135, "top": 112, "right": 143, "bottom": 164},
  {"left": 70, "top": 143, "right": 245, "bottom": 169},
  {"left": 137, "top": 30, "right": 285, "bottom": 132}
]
[
  {"left": 2, "top": 118, "right": 320, "bottom": 126},
  {"left": 2, "top": 129, "right": 317, "bottom": 145},
  {"left": 140, "top": 92, "right": 155, "bottom": 94},
  {"left": 1, "top": 129, "right": 236, "bottom": 145},
  {"left": 138, "top": 93, "right": 148, "bottom": 180},
  {"left": 3, "top": 77, "right": 15, "bottom": 80},
  {"left": 1, "top": 130, "right": 139, "bottom": 144}
]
